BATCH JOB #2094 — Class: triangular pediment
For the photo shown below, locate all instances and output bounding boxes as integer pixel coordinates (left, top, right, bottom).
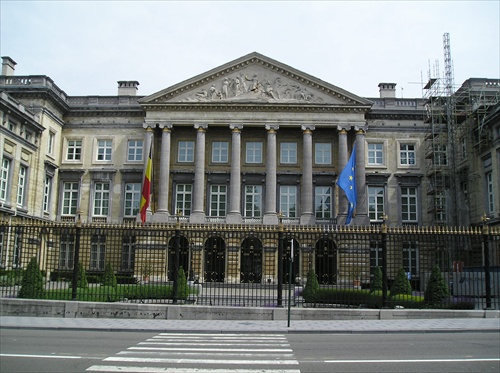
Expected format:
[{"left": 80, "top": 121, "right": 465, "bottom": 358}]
[{"left": 139, "top": 52, "right": 372, "bottom": 107}]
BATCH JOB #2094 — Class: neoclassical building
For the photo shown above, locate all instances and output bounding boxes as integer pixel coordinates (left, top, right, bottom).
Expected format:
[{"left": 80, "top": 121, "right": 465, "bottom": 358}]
[{"left": 0, "top": 53, "right": 498, "bottom": 229}]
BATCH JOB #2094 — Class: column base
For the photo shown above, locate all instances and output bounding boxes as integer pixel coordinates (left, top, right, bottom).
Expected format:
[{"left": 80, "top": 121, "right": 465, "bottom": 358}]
[
  {"left": 300, "top": 213, "right": 315, "bottom": 225},
  {"left": 263, "top": 213, "right": 278, "bottom": 225},
  {"left": 189, "top": 212, "right": 206, "bottom": 224},
  {"left": 226, "top": 212, "right": 243, "bottom": 224},
  {"left": 149, "top": 211, "right": 170, "bottom": 223}
]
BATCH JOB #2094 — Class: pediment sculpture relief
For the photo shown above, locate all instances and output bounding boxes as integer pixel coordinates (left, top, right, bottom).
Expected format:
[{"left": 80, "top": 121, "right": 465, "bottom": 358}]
[{"left": 182, "top": 73, "right": 325, "bottom": 103}]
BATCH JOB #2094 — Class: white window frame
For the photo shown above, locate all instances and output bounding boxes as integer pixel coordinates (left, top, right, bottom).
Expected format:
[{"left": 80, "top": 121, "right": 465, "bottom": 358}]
[
  {"left": 399, "top": 143, "right": 416, "bottom": 166},
  {"left": 62, "top": 182, "right": 79, "bottom": 216},
  {"left": 93, "top": 182, "right": 110, "bottom": 217},
  {"left": 178, "top": 141, "right": 194, "bottom": 163},
  {"left": 315, "top": 143, "right": 332, "bottom": 165},
  {"left": 0, "top": 157, "right": 11, "bottom": 202},
  {"left": 175, "top": 184, "right": 192, "bottom": 215},
  {"left": 244, "top": 185, "right": 262, "bottom": 218},
  {"left": 59, "top": 234, "right": 75, "bottom": 270},
  {"left": 212, "top": 141, "right": 229, "bottom": 163},
  {"left": 401, "top": 186, "right": 418, "bottom": 224},
  {"left": 367, "top": 142, "right": 384, "bottom": 166},
  {"left": 433, "top": 144, "right": 448, "bottom": 166},
  {"left": 315, "top": 186, "right": 332, "bottom": 220},
  {"left": 123, "top": 182, "right": 141, "bottom": 217},
  {"left": 370, "top": 240, "right": 383, "bottom": 270},
  {"left": 127, "top": 140, "right": 143, "bottom": 162},
  {"left": 90, "top": 235, "right": 106, "bottom": 270},
  {"left": 66, "top": 139, "right": 82, "bottom": 161},
  {"left": 280, "top": 142, "right": 297, "bottom": 164},
  {"left": 246, "top": 142, "right": 263, "bottom": 164},
  {"left": 96, "top": 139, "right": 113, "bottom": 162},
  {"left": 122, "top": 235, "right": 135, "bottom": 271},
  {"left": 368, "top": 186, "right": 385, "bottom": 222},
  {"left": 486, "top": 171, "right": 494, "bottom": 214},
  {"left": 280, "top": 185, "right": 297, "bottom": 218},
  {"left": 16, "top": 165, "right": 27, "bottom": 208},
  {"left": 43, "top": 175, "right": 52, "bottom": 214},
  {"left": 47, "top": 131, "right": 55, "bottom": 155},
  {"left": 209, "top": 185, "right": 227, "bottom": 217},
  {"left": 403, "top": 241, "right": 419, "bottom": 278}
]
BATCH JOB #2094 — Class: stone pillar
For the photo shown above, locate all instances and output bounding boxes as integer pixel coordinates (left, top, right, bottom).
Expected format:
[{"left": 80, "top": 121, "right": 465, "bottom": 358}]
[
  {"left": 156, "top": 123, "right": 172, "bottom": 215},
  {"left": 300, "top": 125, "right": 315, "bottom": 225},
  {"left": 190, "top": 124, "right": 207, "bottom": 224},
  {"left": 227, "top": 124, "right": 243, "bottom": 224},
  {"left": 263, "top": 125, "right": 278, "bottom": 225},
  {"left": 354, "top": 128, "right": 370, "bottom": 225},
  {"left": 337, "top": 128, "right": 348, "bottom": 223}
]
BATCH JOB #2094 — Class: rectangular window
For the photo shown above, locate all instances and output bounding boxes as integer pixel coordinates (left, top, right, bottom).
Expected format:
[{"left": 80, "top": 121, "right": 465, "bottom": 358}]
[
  {"left": 13, "top": 231, "right": 21, "bottom": 268},
  {"left": 280, "top": 142, "right": 297, "bottom": 164},
  {"left": 433, "top": 144, "right": 448, "bottom": 166},
  {"left": 90, "top": 235, "right": 106, "bottom": 270},
  {"left": 435, "top": 192, "right": 446, "bottom": 223},
  {"left": 244, "top": 185, "right": 262, "bottom": 218},
  {"left": 212, "top": 141, "right": 228, "bottom": 163},
  {"left": 368, "top": 143, "right": 384, "bottom": 165},
  {"left": 93, "top": 182, "right": 110, "bottom": 216},
  {"left": 460, "top": 136, "right": 467, "bottom": 160},
  {"left": 175, "top": 184, "right": 192, "bottom": 216},
  {"left": 246, "top": 142, "right": 263, "bottom": 164},
  {"left": 16, "top": 165, "right": 27, "bottom": 207},
  {"left": 370, "top": 240, "right": 383, "bottom": 272},
  {"left": 210, "top": 185, "right": 227, "bottom": 217},
  {"left": 47, "top": 132, "right": 55, "bottom": 155},
  {"left": 43, "top": 176, "right": 52, "bottom": 214},
  {"left": 0, "top": 227, "right": 4, "bottom": 267},
  {"left": 315, "top": 186, "right": 332, "bottom": 219},
  {"left": 403, "top": 242, "right": 419, "bottom": 278},
  {"left": 66, "top": 140, "right": 82, "bottom": 161},
  {"left": 368, "top": 186, "right": 385, "bottom": 222},
  {"left": 0, "top": 158, "right": 11, "bottom": 202},
  {"left": 127, "top": 140, "right": 143, "bottom": 162},
  {"left": 122, "top": 235, "right": 136, "bottom": 271},
  {"left": 62, "top": 182, "right": 79, "bottom": 216},
  {"left": 96, "top": 140, "right": 112, "bottom": 161},
  {"left": 401, "top": 186, "right": 418, "bottom": 223},
  {"left": 400, "top": 144, "right": 416, "bottom": 165},
  {"left": 486, "top": 171, "right": 494, "bottom": 214},
  {"left": 315, "top": 143, "right": 332, "bottom": 165},
  {"left": 280, "top": 185, "right": 297, "bottom": 218},
  {"left": 178, "top": 141, "right": 194, "bottom": 162},
  {"left": 124, "top": 183, "right": 141, "bottom": 217},
  {"left": 59, "top": 234, "right": 74, "bottom": 270}
]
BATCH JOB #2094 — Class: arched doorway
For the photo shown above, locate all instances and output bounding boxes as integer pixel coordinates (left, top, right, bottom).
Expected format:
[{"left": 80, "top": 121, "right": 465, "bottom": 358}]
[
  {"left": 204, "top": 236, "right": 226, "bottom": 282},
  {"left": 240, "top": 237, "right": 262, "bottom": 283},
  {"left": 315, "top": 237, "right": 337, "bottom": 284},
  {"left": 168, "top": 235, "right": 189, "bottom": 280},
  {"left": 283, "top": 238, "right": 300, "bottom": 284}
]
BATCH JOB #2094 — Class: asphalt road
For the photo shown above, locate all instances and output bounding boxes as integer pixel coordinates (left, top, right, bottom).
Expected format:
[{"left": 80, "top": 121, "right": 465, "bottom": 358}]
[{"left": 1, "top": 329, "right": 499, "bottom": 373}]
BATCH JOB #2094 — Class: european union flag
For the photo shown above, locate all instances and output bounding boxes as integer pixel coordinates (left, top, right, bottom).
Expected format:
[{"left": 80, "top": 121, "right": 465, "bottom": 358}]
[{"left": 337, "top": 144, "right": 357, "bottom": 224}]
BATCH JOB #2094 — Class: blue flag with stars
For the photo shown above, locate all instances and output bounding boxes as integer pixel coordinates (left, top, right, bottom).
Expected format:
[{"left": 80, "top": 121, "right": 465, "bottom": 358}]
[{"left": 337, "top": 144, "right": 357, "bottom": 224}]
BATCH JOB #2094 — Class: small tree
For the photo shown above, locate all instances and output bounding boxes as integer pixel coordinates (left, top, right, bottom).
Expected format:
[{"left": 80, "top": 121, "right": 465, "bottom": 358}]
[
  {"left": 371, "top": 266, "right": 383, "bottom": 293},
  {"left": 18, "top": 257, "right": 45, "bottom": 299},
  {"left": 177, "top": 266, "right": 189, "bottom": 300},
  {"left": 76, "top": 262, "right": 88, "bottom": 289},
  {"left": 424, "top": 264, "right": 449, "bottom": 305},
  {"left": 390, "top": 268, "right": 412, "bottom": 298},
  {"left": 302, "top": 269, "right": 320, "bottom": 303},
  {"left": 102, "top": 262, "right": 117, "bottom": 288}
]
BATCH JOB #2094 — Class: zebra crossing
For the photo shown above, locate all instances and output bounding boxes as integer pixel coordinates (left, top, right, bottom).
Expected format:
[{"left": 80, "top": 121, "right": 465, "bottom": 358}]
[{"left": 86, "top": 333, "right": 301, "bottom": 373}]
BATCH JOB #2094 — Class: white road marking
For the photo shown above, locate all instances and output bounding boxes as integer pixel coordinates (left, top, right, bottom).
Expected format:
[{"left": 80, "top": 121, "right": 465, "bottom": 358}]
[
  {"left": 104, "top": 356, "right": 299, "bottom": 365},
  {"left": 325, "top": 358, "right": 500, "bottom": 363},
  {"left": 0, "top": 353, "right": 81, "bottom": 359},
  {"left": 88, "top": 367, "right": 301, "bottom": 373},
  {"left": 129, "top": 346, "right": 292, "bottom": 352}
]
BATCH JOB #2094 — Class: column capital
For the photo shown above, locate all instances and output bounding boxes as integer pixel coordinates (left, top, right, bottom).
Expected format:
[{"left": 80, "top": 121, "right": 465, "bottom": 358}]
[
  {"left": 194, "top": 123, "right": 208, "bottom": 132},
  {"left": 301, "top": 124, "right": 315, "bottom": 133},
  {"left": 143, "top": 121, "right": 156, "bottom": 130},
  {"left": 144, "top": 126, "right": 154, "bottom": 133},
  {"left": 265, "top": 124, "right": 279, "bottom": 132},
  {"left": 158, "top": 121, "right": 173, "bottom": 130},
  {"left": 338, "top": 128, "right": 348, "bottom": 135},
  {"left": 355, "top": 128, "right": 366, "bottom": 135},
  {"left": 230, "top": 124, "right": 243, "bottom": 132}
]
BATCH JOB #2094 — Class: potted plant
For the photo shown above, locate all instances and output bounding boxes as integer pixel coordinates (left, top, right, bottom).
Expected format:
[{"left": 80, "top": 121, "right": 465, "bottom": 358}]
[
  {"left": 349, "top": 265, "right": 362, "bottom": 287},
  {"left": 141, "top": 263, "right": 152, "bottom": 283}
]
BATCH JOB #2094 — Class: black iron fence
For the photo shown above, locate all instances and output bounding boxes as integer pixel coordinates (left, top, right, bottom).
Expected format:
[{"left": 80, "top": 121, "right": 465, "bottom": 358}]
[{"left": 1, "top": 220, "right": 499, "bottom": 310}]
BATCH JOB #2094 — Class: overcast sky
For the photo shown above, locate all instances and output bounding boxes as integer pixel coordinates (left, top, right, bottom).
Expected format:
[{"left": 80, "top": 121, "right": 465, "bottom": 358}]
[{"left": 1, "top": 1, "right": 499, "bottom": 99}]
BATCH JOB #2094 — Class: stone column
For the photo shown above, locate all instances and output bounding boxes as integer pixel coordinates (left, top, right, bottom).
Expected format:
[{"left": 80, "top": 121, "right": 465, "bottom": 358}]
[
  {"left": 263, "top": 125, "right": 278, "bottom": 225},
  {"left": 337, "top": 128, "right": 348, "bottom": 224},
  {"left": 354, "top": 128, "right": 370, "bottom": 225},
  {"left": 190, "top": 124, "right": 207, "bottom": 224},
  {"left": 156, "top": 123, "right": 172, "bottom": 215},
  {"left": 300, "top": 125, "right": 315, "bottom": 225},
  {"left": 227, "top": 124, "right": 243, "bottom": 224}
]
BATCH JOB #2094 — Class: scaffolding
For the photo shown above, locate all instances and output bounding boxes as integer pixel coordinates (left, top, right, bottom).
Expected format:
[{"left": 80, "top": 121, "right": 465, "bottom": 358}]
[{"left": 424, "top": 34, "right": 500, "bottom": 226}]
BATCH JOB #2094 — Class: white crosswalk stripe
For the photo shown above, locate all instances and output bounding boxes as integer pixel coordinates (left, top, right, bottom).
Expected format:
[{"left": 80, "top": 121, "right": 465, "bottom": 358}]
[{"left": 86, "top": 333, "right": 301, "bottom": 373}]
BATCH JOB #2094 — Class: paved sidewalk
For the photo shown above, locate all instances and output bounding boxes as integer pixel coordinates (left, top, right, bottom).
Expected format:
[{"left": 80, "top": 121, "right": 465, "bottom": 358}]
[{"left": 1, "top": 316, "right": 498, "bottom": 334}]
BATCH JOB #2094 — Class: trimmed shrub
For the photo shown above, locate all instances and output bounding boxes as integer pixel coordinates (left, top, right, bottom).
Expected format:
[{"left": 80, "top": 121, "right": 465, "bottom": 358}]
[
  {"left": 390, "top": 268, "right": 412, "bottom": 298},
  {"left": 102, "top": 262, "right": 117, "bottom": 288},
  {"left": 177, "top": 266, "right": 189, "bottom": 300},
  {"left": 301, "top": 269, "right": 320, "bottom": 303},
  {"left": 388, "top": 293, "right": 424, "bottom": 309},
  {"left": 18, "top": 257, "right": 45, "bottom": 299},
  {"left": 76, "top": 262, "right": 88, "bottom": 289},
  {"left": 371, "top": 266, "right": 383, "bottom": 293},
  {"left": 424, "top": 265, "right": 449, "bottom": 305}
]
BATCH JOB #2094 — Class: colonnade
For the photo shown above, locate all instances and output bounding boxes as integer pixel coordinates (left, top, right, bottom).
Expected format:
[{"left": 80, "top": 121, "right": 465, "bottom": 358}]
[{"left": 142, "top": 122, "right": 368, "bottom": 225}]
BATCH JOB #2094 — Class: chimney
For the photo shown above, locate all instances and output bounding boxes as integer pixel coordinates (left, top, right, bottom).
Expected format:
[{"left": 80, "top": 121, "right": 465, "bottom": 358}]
[
  {"left": 117, "top": 81, "right": 139, "bottom": 96},
  {"left": 1, "top": 56, "right": 17, "bottom": 76},
  {"left": 378, "top": 83, "right": 397, "bottom": 98}
]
